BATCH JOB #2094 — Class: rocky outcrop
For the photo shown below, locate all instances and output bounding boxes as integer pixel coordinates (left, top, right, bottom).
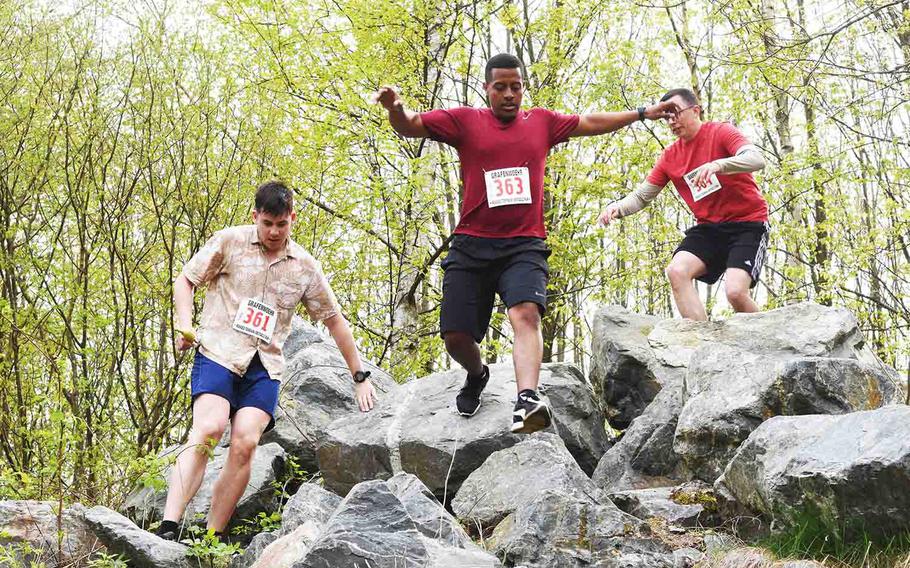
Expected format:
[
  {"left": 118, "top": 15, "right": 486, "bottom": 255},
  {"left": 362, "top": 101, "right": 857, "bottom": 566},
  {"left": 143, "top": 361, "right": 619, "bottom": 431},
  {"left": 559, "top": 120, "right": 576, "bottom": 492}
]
[
  {"left": 675, "top": 346, "right": 901, "bottom": 480},
  {"left": 716, "top": 405, "right": 910, "bottom": 539},
  {"left": 83, "top": 506, "right": 192, "bottom": 568},
  {"left": 124, "top": 442, "right": 286, "bottom": 533},
  {"left": 318, "top": 362, "right": 607, "bottom": 499},
  {"left": 451, "top": 433, "right": 601, "bottom": 530},
  {"left": 487, "top": 489, "right": 683, "bottom": 567},
  {"left": 593, "top": 303, "right": 900, "bottom": 491},
  {"left": 0, "top": 501, "right": 97, "bottom": 566},
  {"left": 290, "top": 479, "right": 499, "bottom": 567}
]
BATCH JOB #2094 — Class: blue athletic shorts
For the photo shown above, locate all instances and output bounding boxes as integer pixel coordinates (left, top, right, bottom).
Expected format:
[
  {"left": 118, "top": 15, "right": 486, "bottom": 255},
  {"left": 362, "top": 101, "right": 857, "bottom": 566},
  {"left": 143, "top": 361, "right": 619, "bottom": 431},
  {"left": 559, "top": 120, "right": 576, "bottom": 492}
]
[{"left": 190, "top": 352, "right": 280, "bottom": 432}]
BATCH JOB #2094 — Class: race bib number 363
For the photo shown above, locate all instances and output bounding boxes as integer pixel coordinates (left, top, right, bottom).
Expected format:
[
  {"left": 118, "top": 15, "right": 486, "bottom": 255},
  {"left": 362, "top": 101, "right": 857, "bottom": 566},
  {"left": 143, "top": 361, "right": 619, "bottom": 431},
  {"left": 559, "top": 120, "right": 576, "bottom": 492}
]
[
  {"left": 484, "top": 167, "right": 532, "bottom": 208},
  {"left": 233, "top": 298, "right": 277, "bottom": 343}
]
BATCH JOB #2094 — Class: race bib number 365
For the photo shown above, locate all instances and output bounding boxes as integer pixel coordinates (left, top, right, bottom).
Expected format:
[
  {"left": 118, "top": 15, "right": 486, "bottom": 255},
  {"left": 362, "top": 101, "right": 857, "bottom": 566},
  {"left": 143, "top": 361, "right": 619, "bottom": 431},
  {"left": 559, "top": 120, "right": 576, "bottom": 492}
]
[
  {"left": 233, "top": 298, "right": 277, "bottom": 343},
  {"left": 484, "top": 167, "right": 532, "bottom": 208}
]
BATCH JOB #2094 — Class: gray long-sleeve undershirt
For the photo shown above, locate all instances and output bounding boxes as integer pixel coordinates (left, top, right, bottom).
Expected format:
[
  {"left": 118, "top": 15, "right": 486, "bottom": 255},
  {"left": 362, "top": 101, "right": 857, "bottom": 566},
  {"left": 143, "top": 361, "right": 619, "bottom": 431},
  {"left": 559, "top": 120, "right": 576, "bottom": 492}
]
[{"left": 613, "top": 145, "right": 766, "bottom": 217}]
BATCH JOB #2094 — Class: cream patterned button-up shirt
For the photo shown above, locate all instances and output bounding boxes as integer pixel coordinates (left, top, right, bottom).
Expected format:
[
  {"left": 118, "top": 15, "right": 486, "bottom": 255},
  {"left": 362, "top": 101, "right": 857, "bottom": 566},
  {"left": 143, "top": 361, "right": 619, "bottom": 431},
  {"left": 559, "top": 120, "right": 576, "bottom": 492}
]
[{"left": 182, "top": 225, "right": 340, "bottom": 381}]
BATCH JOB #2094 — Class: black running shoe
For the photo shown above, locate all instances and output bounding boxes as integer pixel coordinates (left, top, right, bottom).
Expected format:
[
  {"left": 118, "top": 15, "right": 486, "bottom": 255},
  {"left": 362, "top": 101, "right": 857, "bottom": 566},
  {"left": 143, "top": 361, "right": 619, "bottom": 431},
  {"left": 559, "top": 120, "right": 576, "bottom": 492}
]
[
  {"left": 154, "top": 520, "right": 180, "bottom": 542},
  {"left": 511, "top": 389, "right": 551, "bottom": 434},
  {"left": 456, "top": 365, "right": 489, "bottom": 416}
]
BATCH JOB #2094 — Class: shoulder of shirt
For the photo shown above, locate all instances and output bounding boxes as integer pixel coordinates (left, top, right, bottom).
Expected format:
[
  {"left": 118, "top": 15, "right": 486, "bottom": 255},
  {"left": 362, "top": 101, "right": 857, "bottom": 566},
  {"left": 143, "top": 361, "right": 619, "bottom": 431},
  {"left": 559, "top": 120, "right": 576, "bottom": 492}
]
[
  {"left": 213, "top": 225, "right": 255, "bottom": 244},
  {"left": 287, "top": 239, "right": 320, "bottom": 266}
]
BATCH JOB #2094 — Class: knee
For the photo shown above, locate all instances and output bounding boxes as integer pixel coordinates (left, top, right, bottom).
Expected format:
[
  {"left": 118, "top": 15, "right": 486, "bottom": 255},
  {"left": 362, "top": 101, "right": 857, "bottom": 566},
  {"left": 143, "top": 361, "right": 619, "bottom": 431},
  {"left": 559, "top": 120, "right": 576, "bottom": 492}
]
[
  {"left": 665, "top": 263, "right": 691, "bottom": 288},
  {"left": 192, "top": 417, "right": 228, "bottom": 445},
  {"left": 509, "top": 303, "right": 541, "bottom": 332},
  {"left": 726, "top": 285, "right": 752, "bottom": 308},
  {"left": 229, "top": 432, "right": 260, "bottom": 465},
  {"left": 444, "top": 331, "right": 475, "bottom": 355}
]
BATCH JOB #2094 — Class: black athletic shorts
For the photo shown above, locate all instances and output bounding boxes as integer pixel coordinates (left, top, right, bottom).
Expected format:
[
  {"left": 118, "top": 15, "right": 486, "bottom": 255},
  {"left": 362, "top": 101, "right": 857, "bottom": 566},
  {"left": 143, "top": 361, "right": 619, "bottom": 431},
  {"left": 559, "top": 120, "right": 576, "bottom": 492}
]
[
  {"left": 440, "top": 235, "right": 551, "bottom": 342},
  {"left": 674, "top": 221, "right": 770, "bottom": 288}
]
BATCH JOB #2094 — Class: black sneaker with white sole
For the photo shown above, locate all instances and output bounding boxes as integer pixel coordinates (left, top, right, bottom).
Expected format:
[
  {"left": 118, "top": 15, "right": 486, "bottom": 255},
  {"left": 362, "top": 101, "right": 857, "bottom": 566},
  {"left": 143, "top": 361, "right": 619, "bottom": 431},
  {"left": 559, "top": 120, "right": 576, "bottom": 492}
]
[
  {"left": 154, "top": 520, "right": 180, "bottom": 542},
  {"left": 511, "top": 389, "right": 551, "bottom": 434},
  {"left": 456, "top": 365, "right": 489, "bottom": 416}
]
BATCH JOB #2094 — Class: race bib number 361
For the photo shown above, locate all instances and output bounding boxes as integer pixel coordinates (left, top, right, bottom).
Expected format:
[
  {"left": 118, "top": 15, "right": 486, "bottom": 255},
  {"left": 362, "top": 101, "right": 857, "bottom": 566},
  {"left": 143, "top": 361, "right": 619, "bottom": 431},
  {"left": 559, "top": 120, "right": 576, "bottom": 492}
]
[
  {"left": 484, "top": 167, "right": 532, "bottom": 208},
  {"left": 233, "top": 298, "right": 277, "bottom": 343}
]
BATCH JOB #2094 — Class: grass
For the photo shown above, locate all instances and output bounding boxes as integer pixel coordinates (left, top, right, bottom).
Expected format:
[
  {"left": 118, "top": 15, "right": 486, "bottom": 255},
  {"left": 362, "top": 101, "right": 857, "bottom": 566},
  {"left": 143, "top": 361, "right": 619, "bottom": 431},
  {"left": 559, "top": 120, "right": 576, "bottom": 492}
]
[{"left": 757, "top": 514, "right": 910, "bottom": 568}]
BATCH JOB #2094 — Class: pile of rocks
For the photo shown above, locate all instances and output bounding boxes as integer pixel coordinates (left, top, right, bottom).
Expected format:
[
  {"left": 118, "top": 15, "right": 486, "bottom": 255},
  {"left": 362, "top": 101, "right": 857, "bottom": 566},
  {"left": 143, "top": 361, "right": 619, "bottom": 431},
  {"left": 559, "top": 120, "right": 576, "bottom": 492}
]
[{"left": 3, "top": 304, "right": 907, "bottom": 567}]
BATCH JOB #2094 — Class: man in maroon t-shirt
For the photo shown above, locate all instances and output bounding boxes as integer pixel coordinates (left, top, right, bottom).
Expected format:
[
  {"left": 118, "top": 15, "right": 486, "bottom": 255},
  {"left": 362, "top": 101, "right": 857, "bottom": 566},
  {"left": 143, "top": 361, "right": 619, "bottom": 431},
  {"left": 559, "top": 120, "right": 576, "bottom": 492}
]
[
  {"left": 599, "top": 88, "right": 769, "bottom": 321},
  {"left": 374, "top": 54, "right": 675, "bottom": 434}
]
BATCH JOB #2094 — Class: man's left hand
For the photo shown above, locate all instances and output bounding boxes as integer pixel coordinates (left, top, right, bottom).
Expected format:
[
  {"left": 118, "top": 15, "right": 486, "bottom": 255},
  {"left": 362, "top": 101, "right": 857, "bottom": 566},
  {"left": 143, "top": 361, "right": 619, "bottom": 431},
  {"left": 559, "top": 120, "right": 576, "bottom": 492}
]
[
  {"left": 643, "top": 100, "right": 678, "bottom": 120},
  {"left": 693, "top": 162, "right": 721, "bottom": 188},
  {"left": 354, "top": 381, "right": 377, "bottom": 412}
]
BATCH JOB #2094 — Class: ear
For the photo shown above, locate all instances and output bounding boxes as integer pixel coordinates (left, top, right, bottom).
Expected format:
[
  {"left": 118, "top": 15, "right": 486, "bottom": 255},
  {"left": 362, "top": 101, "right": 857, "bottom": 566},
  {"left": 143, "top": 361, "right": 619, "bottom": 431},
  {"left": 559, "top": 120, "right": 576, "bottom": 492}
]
[
  {"left": 252, "top": 209, "right": 259, "bottom": 223},
  {"left": 290, "top": 211, "right": 297, "bottom": 222}
]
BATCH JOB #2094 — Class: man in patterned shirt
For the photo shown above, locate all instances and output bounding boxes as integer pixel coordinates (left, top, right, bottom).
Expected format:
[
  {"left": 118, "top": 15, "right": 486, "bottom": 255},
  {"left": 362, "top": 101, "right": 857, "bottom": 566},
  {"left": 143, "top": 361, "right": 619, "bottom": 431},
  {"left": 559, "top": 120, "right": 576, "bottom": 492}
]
[{"left": 154, "top": 180, "right": 376, "bottom": 541}]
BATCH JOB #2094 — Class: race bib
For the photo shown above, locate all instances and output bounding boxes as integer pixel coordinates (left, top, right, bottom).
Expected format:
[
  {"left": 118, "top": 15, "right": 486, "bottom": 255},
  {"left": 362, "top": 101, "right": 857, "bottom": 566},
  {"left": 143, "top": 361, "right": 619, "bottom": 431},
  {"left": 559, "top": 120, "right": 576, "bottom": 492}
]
[
  {"left": 233, "top": 298, "right": 278, "bottom": 343},
  {"left": 484, "top": 167, "right": 532, "bottom": 208},
  {"left": 684, "top": 167, "right": 722, "bottom": 202}
]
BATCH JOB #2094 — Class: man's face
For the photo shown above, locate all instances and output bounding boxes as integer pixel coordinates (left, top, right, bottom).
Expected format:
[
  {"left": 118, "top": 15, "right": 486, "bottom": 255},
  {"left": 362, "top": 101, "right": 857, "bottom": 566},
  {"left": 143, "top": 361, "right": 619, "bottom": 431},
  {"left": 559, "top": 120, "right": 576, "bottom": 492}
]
[
  {"left": 253, "top": 209, "right": 296, "bottom": 253},
  {"left": 485, "top": 67, "right": 523, "bottom": 122},
  {"left": 665, "top": 95, "right": 702, "bottom": 140}
]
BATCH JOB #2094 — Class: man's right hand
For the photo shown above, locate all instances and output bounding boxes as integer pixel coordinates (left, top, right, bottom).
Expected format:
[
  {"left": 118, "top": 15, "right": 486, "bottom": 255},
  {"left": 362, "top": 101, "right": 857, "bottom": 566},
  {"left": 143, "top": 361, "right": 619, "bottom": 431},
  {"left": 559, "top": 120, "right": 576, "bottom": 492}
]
[
  {"left": 372, "top": 86, "right": 403, "bottom": 112},
  {"left": 175, "top": 327, "right": 197, "bottom": 351},
  {"left": 598, "top": 205, "right": 621, "bottom": 226}
]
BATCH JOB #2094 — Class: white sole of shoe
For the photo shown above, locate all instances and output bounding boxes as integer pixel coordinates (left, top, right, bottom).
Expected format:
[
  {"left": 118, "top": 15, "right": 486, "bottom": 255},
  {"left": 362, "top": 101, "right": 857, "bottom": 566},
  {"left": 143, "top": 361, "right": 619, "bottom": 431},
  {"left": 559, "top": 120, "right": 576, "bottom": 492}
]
[{"left": 510, "top": 405, "right": 551, "bottom": 434}]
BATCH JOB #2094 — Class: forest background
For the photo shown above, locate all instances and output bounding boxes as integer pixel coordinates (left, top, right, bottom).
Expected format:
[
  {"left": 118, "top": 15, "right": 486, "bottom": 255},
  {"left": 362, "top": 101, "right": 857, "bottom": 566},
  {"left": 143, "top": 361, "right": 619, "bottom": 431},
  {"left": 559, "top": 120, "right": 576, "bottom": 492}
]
[{"left": 0, "top": 0, "right": 907, "bottom": 508}]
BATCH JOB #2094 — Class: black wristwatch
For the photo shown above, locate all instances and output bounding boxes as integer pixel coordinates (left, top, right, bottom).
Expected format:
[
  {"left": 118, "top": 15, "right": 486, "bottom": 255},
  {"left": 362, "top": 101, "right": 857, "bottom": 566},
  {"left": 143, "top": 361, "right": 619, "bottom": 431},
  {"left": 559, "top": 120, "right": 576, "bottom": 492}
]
[
  {"left": 353, "top": 370, "right": 371, "bottom": 384},
  {"left": 637, "top": 106, "right": 646, "bottom": 121}
]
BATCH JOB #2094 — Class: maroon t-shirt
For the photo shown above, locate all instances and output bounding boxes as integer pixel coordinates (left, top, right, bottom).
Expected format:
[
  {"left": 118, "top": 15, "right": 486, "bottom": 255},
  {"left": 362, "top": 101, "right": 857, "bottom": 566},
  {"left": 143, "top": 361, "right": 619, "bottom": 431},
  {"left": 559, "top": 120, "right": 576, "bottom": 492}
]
[
  {"left": 420, "top": 107, "right": 579, "bottom": 238},
  {"left": 647, "top": 121, "right": 768, "bottom": 224}
]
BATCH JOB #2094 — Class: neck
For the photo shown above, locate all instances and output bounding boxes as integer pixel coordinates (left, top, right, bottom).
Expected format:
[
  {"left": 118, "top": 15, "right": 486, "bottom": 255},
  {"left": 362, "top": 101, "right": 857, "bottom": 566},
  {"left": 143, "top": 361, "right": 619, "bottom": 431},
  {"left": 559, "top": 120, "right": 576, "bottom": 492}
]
[{"left": 681, "top": 121, "right": 703, "bottom": 142}]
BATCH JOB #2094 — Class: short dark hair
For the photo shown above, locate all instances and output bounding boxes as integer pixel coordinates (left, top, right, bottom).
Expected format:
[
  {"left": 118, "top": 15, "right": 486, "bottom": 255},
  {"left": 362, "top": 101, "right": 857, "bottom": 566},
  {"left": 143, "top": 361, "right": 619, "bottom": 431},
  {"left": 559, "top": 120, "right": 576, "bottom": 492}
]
[
  {"left": 484, "top": 53, "right": 522, "bottom": 83},
  {"left": 255, "top": 180, "right": 294, "bottom": 216},
  {"left": 660, "top": 88, "right": 699, "bottom": 107}
]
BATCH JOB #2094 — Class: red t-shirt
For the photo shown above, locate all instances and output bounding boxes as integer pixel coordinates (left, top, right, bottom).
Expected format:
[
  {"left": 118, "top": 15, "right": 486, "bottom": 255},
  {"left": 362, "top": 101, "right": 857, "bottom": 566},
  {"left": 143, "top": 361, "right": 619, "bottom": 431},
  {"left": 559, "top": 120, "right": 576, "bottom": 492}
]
[
  {"left": 647, "top": 121, "right": 768, "bottom": 224},
  {"left": 420, "top": 107, "right": 579, "bottom": 238}
]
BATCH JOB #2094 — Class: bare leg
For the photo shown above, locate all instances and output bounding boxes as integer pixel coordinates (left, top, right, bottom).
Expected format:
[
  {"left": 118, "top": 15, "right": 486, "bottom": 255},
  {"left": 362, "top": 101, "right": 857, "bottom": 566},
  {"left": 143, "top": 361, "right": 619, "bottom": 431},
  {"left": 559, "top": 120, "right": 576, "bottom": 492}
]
[
  {"left": 508, "top": 302, "right": 543, "bottom": 393},
  {"left": 162, "top": 394, "right": 230, "bottom": 523},
  {"left": 724, "top": 268, "right": 760, "bottom": 313},
  {"left": 206, "top": 407, "right": 271, "bottom": 532},
  {"left": 665, "top": 251, "right": 709, "bottom": 321},
  {"left": 443, "top": 331, "right": 485, "bottom": 377}
]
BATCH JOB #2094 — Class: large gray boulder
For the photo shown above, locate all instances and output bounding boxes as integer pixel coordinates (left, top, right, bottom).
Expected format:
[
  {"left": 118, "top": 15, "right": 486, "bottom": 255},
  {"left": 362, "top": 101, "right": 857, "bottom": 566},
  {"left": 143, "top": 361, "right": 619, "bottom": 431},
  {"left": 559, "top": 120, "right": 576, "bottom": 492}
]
[
  {"left": 263, "top": 317, "right": 397, "bottom": 473},
  {"left": 124, "top": 442, "right": 286, "bottom": 532},
  {"left": 716, "top": 405, "right": 910, "bottom": 539},
  {"left": 289, "top": 479, "right": 499, "bottom": 568},
  {"left": 592, "top": 380, "right": 685, "bottom": 491},
  {"left": 386, "top": 472, "right": 473, "bottom": 548},
  {"left": 83, "top": 506, "right": 192, "bottom": 568},
  {"left": 451, "top": 433, "right": 602, "bottom": 530},
  {"left": 0, "top": 501, "right": 97, "bottom": 566},
  {"left": 278, "top": 483, "right": 341, "bottom": 536},
  {"left": 237, "top": 483, "right": 342, "bottom": 568},
  {"left": 318, "top": 362, "right": 607, "bottom": 500},
  {"left": 488, "top": 489, "right": 680, "bottom": 568},
  {"left": 675, "top": 346, "right": 901, "bottom": 481},
  {"left": 593, "top": 303, "right": 899, "bottom": 491},
  {"left": 590, "top": 306, "right": 668, "bottom": 428}
]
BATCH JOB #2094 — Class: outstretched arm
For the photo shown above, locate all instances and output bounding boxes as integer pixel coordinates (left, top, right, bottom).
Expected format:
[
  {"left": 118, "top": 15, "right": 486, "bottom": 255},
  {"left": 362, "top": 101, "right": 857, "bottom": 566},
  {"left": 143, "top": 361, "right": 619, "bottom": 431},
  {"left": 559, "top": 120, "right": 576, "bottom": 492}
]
[
  {"left": 373, "top": 86, "right": 429, "bottom": 138},
  {"left": 173, "top": 274, "right": 196, "bottom": 351},
  {"left": 598, "top": 181, "right": 664, "bottom": 226},
  {"left": 571, "top": 101, "right": 677, "bottom": 138}
]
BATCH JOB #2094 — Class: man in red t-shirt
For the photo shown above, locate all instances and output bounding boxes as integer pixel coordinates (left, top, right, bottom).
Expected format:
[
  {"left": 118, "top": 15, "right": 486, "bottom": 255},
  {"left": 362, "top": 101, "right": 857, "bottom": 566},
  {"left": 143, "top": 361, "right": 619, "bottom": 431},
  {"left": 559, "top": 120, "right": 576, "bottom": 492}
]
[
  {"left": 599, "top": 88, "right": 769, "bottom": 321},
  {"left": 374, "top": 54, "right": 675, "bottom": 434}
]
